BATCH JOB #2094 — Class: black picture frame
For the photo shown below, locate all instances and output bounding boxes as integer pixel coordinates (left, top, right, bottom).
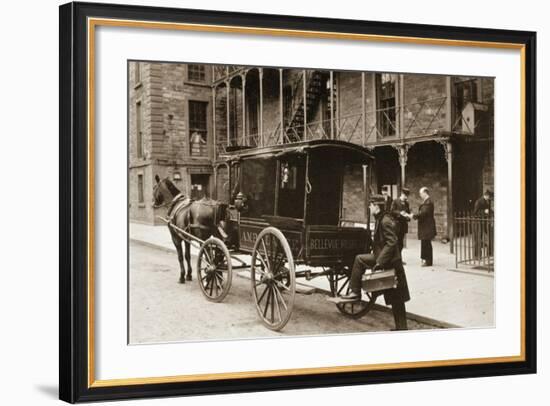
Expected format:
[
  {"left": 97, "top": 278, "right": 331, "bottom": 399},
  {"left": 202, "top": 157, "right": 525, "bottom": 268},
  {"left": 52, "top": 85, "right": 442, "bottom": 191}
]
[{"left": 59, "top": 1, "right": 537, "bottom": 403}]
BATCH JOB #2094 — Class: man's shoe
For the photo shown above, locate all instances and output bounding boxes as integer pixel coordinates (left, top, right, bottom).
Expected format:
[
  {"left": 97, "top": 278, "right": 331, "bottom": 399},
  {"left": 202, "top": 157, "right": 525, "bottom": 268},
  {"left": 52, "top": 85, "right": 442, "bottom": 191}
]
[{"left": 339, "top": 292, "right": 361, "bottom": 301}]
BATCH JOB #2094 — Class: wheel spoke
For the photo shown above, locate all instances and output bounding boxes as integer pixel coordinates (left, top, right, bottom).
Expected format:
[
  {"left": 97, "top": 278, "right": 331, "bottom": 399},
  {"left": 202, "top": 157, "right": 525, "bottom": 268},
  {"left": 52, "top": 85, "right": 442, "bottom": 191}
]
[
  {"left": 257, "top": 284, "right": 269, "bottom": 305},
  {"left": 255, "top": 254, "right": 269, "bottom": 275},
  {"left": 274, "top": 280, "right": 291, "bottom": 292},
  {"left": 204, "top": 273, "right": 212, "bottom": 290},
  {"left": 215, "top": 272, "right": 224, "bottom": 290},
  {"left": 337, "top": 277, "right": 350, "bottom": 295},
  {"left": 208, "top": 273, "right": 214, "bottom": 296},
  {"left": 270, "top": 286, "right": 275, "bottom": 323},
  {"left": 272, "top": 283, "right": 287, "bottom": 313},
  {"left": 260, "top": 239, "right": 271, "bottom": 272},
  {"left": 203, "top": 246, "right": 213, "bottom": 265},
  {"left": 263, "top": 286, "right": 272, "bottom": 318},
  {"left": 208, "top": 245, "right": 216, "bottom": 266}
]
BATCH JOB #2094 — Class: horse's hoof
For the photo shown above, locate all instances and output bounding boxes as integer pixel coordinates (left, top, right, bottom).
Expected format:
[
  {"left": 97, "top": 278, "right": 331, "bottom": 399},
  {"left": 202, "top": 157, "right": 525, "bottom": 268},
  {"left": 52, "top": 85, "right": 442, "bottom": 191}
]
[
  {"left": 178, "top": 278, "right": 186, "bottom": 284},
  {"left": 186, "top": 275, "right": 193, "bottom": 281}
]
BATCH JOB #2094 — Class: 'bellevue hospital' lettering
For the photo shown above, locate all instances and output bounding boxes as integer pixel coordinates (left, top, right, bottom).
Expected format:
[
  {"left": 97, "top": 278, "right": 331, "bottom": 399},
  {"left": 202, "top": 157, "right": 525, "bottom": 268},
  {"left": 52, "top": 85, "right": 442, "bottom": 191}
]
[{"left": 309, "top": 238, "right": 363, "bottom": 251}]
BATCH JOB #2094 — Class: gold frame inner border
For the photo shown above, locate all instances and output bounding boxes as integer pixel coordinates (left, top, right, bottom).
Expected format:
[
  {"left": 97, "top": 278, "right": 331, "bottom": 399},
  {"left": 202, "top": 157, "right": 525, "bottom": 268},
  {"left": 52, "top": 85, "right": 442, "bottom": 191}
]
[{"left": 86, "top": 17, "right": 527, "bottom": 388}]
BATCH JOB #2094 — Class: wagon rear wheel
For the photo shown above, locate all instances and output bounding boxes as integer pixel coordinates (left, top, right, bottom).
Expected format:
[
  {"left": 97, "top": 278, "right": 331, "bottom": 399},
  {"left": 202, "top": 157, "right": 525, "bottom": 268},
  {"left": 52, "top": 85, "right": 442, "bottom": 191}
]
[
  {"left": 251, "top": 227, "right": 296, "bottom": 331},
  {"left": 197, "top": 237, "right": 232, "bottom": 302},
  {"left": 334, "top": 269, "right": 379, "bottom": 319}
]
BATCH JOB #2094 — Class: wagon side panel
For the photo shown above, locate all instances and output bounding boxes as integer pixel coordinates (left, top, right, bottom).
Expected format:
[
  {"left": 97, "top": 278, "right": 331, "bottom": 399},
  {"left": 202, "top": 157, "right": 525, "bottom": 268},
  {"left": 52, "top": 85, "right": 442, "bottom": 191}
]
[{"left": 305, "top": 225, "right": 369, "bottom": 266}]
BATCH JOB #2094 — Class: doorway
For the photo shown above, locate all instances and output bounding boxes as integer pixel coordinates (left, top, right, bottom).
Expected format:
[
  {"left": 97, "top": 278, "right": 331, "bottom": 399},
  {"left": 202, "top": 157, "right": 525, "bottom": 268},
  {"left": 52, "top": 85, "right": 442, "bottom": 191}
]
[{"left": 190, "top": 174, "right": 210, "bottom": 200}]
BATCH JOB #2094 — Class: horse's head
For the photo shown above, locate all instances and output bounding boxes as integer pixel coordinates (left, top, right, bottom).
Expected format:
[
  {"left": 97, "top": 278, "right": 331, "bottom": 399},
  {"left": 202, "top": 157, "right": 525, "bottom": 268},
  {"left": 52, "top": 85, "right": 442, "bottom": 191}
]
[{"left": 152, "top": 175, "right": 181, "bottom": 208}]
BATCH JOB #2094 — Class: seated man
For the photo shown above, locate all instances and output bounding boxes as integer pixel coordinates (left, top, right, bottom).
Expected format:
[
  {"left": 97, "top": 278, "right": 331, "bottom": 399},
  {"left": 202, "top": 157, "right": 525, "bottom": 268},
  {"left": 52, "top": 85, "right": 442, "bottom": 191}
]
[{"left": 341, "top": 194, "right": 410, "bottom": 330}]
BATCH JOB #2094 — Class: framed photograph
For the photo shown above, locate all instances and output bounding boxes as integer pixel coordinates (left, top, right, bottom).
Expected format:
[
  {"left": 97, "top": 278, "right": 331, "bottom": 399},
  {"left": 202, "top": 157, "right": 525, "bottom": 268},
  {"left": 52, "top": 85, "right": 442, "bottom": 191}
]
[{"left": 59, "top": 1, "right": 537, "bottom": 403}]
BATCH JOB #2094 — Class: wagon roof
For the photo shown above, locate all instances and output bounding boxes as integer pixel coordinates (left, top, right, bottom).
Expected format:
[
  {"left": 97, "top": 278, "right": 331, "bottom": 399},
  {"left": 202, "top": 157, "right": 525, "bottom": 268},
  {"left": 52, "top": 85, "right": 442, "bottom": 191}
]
[{"left": 220, "top": 139, "right": 374, "bottom": 162}]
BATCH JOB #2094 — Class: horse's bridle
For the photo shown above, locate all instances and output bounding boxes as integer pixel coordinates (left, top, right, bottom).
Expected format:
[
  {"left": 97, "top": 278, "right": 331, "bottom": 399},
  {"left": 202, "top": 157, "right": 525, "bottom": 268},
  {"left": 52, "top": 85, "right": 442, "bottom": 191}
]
[{"left": 152, "top": 179, "right": 173, "bottom": 209}]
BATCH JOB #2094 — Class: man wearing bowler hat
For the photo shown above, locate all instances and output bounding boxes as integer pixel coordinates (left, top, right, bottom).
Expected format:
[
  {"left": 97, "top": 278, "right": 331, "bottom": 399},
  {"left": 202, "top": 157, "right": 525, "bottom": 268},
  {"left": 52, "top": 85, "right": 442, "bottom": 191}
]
[
  {"left": 390, "top": 187, "right": 411, "bottom": 260},
  {"left": 409, "top": 186, "right": 437, "bottom": 267},
  {"left": 340, "top": 194, "right": 410, "bottom": 330}
]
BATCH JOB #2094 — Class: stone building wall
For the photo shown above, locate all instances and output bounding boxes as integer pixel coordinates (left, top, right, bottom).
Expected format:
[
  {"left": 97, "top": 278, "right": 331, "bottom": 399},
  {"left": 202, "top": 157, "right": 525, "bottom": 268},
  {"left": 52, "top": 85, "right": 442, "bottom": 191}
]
[{"left": 129, "top": 63, "right": 494, "bottom": 231}]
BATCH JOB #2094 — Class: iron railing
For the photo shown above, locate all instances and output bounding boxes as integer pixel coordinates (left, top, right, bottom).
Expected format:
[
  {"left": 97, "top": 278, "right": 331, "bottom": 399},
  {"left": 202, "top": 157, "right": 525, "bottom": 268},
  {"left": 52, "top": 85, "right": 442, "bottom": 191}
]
[
  {"left": 453, "top": 211, "right": 494, "bottom": 270},
  {"left": 214, "top": 96, "right": 494, "bottom": 158}
]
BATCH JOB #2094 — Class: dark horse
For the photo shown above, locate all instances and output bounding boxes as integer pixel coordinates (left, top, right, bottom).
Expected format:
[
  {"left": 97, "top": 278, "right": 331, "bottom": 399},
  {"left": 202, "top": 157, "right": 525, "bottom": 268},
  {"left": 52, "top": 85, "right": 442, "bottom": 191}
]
[{"left": 152, "top": 175, "right": 231, "bottom": 284}]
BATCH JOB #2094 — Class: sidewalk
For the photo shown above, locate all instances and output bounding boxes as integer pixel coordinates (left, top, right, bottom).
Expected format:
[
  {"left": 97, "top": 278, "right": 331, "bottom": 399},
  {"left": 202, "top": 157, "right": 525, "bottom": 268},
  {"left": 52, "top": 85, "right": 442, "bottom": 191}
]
[{"left": 130, "top": 222, "right": 494, "bottom": 328}]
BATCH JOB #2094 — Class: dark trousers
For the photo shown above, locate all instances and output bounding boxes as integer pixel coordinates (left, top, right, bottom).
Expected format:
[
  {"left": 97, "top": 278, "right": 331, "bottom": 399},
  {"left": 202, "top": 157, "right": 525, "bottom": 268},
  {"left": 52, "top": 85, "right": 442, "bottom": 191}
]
[
  {"left": 420, "top": 240, "right": 433, "bottom": 265},
  {"left": 350, "top": 253, "right": 376, "bottom": 294},
  {"left": 349, "top": 254, "right": 409, "bottom": 330},
  {"left": 397, "top": 231, "right": 405, "bottom": 253}
]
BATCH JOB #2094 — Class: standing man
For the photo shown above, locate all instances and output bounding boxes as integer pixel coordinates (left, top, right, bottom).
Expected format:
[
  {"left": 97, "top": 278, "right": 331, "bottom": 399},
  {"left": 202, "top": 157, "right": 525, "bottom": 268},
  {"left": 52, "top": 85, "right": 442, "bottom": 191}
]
[
  {"left": 410, "top": 187, "right": 437, "bottom": 267},
  {"left": 341, "top": 194, "right": 410, "bottom": 330},
  {"left": 390, "top": 187, "right": 411, "bottom": 261},
  {"left": 473, "top": 189, "right": 494, "bottom": 258},
  {"left": 474, "top": 189, "right": 493, "bottom": 216}
]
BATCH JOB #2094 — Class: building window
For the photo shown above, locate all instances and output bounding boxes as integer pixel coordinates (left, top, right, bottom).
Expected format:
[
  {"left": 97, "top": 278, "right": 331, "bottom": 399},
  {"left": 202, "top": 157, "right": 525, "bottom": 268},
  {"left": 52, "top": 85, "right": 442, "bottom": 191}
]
[
  {"left": 188, "top": 64, "right": 206, "bottom": 82},
  {"left": 137, "top": 174, "right": 144, "bottom": 204},
  {"left": 189, "top": 100, "right": 208, "bottom": 157},
  {"left": 454, "top": 79, "right": 479, "bottom": 115},
  {"left": 136, "top": 101, "right": 143, "bottom": 158},
  {"left": 376, "top": 73, "right": 397, "bottom": 137},
  {"left": 135, "top": 62, "right": 141, "bottom": 84}
]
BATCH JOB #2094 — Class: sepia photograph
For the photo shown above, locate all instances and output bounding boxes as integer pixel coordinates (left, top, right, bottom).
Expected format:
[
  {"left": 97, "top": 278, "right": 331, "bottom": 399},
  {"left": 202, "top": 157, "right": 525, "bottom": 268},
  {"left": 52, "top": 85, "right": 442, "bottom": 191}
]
[{"left": 127, "top": 61, "right": 495, "bottom": 344}]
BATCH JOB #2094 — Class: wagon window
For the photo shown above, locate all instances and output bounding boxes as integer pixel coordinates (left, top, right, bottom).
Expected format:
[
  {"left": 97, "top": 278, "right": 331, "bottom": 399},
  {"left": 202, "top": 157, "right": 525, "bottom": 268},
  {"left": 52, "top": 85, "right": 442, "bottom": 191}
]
[
  {"left": 277, "top": 156, "right": 306, "bottom": 219},
  {"left": 280, "top": 162, "right": 297, "bottom": 190},
  {"left": 240, "top": 158, "right": 276, "bottom": 218}
]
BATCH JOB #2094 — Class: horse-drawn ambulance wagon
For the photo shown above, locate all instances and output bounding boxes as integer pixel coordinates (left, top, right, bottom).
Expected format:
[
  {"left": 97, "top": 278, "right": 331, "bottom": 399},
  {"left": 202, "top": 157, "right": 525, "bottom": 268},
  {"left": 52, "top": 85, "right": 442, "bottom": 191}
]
[{"left": 155, "top": 139, "right": 385, "bottom": 331}]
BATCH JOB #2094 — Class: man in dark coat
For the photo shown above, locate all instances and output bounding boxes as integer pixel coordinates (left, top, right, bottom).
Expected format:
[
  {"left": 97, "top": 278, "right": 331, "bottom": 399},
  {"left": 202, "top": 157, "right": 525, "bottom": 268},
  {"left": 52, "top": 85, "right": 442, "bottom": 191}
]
[
  {"left": 341, "top": 194, "right": 410, "bottom": 330},
  {"left": 473, "top": 189, "right": 494, "bottom": 258},
  {"left": 474, "top": 189, "right": 493, "bottom": 216},
  {"left": 410, "top": 186, "right": 437, "bottom": 266},
  {"left": 390, "top": 187, "right": 411, "bottom": 258}
]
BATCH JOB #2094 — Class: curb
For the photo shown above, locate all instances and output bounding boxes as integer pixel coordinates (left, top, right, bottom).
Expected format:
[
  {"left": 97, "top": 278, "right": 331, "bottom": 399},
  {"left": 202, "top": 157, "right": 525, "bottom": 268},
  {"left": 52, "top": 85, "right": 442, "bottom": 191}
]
[{"left": 131, "top": 237, "right": 461, "bottom": 329}]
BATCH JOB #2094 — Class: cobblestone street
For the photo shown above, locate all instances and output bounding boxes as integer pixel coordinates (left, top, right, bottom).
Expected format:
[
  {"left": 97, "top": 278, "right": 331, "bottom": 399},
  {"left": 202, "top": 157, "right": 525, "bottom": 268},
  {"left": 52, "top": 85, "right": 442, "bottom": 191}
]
[{"left": 129, "top": 241, "right": 436, "bottom": 344}]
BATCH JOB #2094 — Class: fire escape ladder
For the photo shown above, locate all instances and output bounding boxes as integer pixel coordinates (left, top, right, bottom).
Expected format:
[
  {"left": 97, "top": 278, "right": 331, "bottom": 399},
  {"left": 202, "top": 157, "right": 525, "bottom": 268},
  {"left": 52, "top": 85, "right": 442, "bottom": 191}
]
[{"left": 285, "top": 70, "right": 325, "bottom": 142}]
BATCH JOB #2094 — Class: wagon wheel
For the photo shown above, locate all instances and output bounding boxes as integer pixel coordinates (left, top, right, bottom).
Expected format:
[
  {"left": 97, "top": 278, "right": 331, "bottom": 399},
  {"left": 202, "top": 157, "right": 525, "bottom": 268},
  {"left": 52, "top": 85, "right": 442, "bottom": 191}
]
[
  {"left": 251, "top": 227, "right": 296, "bottom": 331},
  {"left": 196, "top": 237, "right": 232, "bottom": 303},
  {"left": 334, "top": 268, "right": 379, "bottom": 319}
]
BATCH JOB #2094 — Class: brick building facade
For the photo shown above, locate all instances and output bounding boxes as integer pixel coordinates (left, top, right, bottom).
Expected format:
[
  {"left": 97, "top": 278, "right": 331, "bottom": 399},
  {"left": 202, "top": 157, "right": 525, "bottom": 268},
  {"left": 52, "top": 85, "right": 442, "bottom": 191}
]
[{"left": 129, "top": 62, "right": 494, "bottom": 241}]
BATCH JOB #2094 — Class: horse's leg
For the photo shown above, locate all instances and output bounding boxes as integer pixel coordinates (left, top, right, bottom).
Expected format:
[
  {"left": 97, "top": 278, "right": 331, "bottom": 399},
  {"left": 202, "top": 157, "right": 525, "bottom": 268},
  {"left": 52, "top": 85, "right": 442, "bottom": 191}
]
[
  {"left": 171, "top": 231, "right": 186, "bottom": 284},
  {"left": 184, "top": 240, "right": 192, "bottom": 281}
]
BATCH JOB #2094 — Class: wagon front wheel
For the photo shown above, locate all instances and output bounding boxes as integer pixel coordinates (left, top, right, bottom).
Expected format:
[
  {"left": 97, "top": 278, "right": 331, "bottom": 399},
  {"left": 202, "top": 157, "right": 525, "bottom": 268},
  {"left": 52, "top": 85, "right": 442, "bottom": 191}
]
[
  {"left": 197, "top": 237, "right": 232, "bottom": 302},
  {"left": 251, "top": 227, "right": 296, "bottom": 331}
]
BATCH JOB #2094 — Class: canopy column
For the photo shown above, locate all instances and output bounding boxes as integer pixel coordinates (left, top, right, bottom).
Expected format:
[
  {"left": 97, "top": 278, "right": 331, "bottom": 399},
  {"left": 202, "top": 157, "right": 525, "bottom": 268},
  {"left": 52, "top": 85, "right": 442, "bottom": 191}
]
[
  {"left": 397, "top": 144, "right": 410, "bottom": 187},
  {"left": 279, "top": 68, "right": 284, "bottom": 144},
  {"left": 241, "top": 73, "right": 247, "bottom": 146},
  {"left": 212, "top": 86, "right": 217, "bottom": 159},
  {"left": 259, "top": 68, "right": 264, "bottom": 147},
  {"left": 329, "top": 70, "right": 334, "bottom": 139},
  {"left": 442, "top": 140, "right": 454, "bottom": 252},
  {"left": 225, "top": 80, "right": 231, "bottom": 147}
]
